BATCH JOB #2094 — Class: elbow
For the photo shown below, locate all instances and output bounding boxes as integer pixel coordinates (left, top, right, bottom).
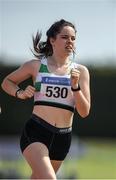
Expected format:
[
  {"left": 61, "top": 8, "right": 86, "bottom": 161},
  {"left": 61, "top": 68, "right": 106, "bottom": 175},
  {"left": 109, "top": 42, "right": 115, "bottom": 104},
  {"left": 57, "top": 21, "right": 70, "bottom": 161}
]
[
  {"left": 1, "top": 79, "right": 8, "bottom": 92},
  {"left": 1, "top": 80, "right": 6, "bottom": 91},
  {"left": 1, "top": 81, "right": 4, "bottom": 90},
  {"left": 79, "top": 106, "right": 91, "bottom": 118},
  {"left": 80, "top": 110, "right": 90, "bottom": 118}
]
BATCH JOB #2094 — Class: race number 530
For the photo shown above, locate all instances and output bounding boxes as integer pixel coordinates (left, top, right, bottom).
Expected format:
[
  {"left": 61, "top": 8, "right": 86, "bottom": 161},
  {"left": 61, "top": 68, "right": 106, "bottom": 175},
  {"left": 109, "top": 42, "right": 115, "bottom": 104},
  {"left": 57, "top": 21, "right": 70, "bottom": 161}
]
[{"left": 45, "top": 86, "right": 68, "bottom": 98}]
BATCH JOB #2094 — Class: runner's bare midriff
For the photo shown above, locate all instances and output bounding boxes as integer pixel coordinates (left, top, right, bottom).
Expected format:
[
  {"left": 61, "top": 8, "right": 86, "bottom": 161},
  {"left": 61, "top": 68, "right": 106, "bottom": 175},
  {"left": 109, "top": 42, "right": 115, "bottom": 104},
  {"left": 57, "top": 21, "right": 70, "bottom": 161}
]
[{"left": 33, "top": 105, "right": 73, "bottom": 128}]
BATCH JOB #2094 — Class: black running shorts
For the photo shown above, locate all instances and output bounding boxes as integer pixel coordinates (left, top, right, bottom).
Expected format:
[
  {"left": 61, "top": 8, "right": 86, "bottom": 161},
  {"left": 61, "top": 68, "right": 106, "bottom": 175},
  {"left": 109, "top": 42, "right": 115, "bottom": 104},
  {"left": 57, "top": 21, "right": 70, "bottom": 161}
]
[{"left": 20, "top": 114, "right": 72, "bottom": 160}]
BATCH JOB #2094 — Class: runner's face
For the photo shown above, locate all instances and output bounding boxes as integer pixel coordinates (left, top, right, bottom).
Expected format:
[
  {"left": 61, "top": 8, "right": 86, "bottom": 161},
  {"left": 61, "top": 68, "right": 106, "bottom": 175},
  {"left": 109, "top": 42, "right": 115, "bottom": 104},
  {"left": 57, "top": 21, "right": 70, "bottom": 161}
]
[{"left": 51, "top": 26, "right": 76, "bottom": 56}]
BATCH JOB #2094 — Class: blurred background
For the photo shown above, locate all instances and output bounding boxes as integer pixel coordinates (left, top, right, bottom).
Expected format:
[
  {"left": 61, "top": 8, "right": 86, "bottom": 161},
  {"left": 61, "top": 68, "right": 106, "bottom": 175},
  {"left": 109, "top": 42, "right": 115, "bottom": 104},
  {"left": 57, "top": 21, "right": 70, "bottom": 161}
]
[{"left": 0, "top": 0, "right": 116, "bottom": 179}]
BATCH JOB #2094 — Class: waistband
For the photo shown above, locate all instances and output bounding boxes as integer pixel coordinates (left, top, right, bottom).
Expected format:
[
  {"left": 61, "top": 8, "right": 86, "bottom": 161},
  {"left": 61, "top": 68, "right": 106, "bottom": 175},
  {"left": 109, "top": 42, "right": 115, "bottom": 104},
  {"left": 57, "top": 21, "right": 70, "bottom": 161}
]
[{"left": 31, "top": 114, "right": 72, "bottom": 134}]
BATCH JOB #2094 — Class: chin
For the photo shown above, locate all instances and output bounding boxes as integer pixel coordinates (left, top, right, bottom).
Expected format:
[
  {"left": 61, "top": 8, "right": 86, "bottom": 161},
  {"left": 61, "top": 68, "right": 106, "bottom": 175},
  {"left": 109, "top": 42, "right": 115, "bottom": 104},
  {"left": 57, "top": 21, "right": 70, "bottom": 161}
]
[
  {"left": 66, "top": 49, "right": 73, "bottom": 54},
  {"left": 66, "top": 51, "right": 72, "bottom": 56}
]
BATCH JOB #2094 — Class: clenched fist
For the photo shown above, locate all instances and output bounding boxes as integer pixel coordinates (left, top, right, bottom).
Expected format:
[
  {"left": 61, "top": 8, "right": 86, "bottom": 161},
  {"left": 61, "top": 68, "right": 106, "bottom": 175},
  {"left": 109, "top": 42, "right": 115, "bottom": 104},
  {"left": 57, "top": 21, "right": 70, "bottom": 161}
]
[
  {"left": 70, "top": 68, "right": 80, "bottom": 89},
  {"left": 16, "top": 85, "right": 35, "bottom": 99}
]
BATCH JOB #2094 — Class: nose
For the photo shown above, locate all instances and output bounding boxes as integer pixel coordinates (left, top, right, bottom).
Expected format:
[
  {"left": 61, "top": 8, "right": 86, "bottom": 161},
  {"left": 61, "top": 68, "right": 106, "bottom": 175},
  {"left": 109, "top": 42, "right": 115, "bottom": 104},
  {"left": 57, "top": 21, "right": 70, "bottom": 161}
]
[
  {"left": 68, "top": 37, "right": 72, "bottom": 42},
  {"left": 67, "top": 37, "right": 73, "bottom": 45}
]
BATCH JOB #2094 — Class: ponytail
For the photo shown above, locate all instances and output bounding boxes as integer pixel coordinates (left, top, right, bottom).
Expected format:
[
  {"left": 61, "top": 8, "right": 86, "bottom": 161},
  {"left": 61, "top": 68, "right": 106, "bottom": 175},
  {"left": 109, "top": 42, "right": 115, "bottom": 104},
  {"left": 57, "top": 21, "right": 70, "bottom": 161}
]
[{"left": 32, "top": 31, "right": 53, "bottom": 58}]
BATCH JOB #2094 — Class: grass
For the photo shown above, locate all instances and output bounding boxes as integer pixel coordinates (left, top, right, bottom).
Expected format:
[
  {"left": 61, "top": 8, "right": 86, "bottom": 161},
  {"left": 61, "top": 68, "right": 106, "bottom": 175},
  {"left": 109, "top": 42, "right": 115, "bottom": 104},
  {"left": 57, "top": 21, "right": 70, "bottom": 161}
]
[
  {"left": 0, "top": 138, "right": 116, "bottom": 179},
  {"left": 62, "top": 138, "right": 116, "bottom": 179}
]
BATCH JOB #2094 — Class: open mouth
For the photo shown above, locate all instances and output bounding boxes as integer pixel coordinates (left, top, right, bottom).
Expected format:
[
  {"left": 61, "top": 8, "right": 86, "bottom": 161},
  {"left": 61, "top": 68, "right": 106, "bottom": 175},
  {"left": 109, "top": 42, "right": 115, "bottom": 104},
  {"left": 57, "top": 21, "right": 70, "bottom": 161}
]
[{"left": 65, "top": 46, "right": 73, "bottom": 51}]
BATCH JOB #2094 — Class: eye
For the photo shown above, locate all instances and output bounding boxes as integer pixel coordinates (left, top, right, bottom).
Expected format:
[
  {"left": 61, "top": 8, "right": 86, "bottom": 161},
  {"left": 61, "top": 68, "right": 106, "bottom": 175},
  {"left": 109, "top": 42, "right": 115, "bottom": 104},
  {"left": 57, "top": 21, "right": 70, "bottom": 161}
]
[
  {"left": 61, "top": 35, "right": 68, "bottom": 39},
  {"left": 71, "top": 36, "right": 76, "bottom": 41},
  {"left": 60, "top": 35, "right": 76, "bottom": 41}
]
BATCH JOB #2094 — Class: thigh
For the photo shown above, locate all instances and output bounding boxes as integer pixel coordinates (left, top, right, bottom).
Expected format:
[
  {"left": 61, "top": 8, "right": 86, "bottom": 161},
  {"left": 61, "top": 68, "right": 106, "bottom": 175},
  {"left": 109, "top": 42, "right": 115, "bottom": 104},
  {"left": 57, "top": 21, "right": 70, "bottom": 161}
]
[
  {"left": 23, "top": 142, "right": 56, "bottom": 179},
  {"left": 51, "top": 160, "right": 63, "bottom": 173}
]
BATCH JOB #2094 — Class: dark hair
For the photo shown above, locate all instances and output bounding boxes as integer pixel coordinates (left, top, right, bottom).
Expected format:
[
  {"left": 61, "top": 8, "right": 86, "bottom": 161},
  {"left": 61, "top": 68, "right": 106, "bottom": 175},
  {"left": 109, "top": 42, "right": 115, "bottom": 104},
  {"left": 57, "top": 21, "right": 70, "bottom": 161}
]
[{"left": 32, "top": 19, "right": 77, "bottom": 58}]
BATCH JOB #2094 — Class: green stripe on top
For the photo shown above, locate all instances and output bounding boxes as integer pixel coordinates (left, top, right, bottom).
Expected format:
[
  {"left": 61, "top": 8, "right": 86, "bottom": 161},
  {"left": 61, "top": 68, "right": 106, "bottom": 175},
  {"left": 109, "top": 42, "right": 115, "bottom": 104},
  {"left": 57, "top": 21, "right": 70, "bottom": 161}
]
[
  {"left": 39, "top": 64, "right": 49, "bottom": 73},
  {"left": 34, "top": 82, "right": 41, "bottom": 91}
]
